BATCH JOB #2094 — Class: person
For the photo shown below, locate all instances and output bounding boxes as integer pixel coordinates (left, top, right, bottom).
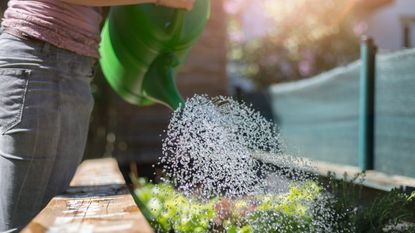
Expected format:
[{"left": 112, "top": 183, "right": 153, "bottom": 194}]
[{"left": 0, "top": 0, "right": 194, "bottom": 232}]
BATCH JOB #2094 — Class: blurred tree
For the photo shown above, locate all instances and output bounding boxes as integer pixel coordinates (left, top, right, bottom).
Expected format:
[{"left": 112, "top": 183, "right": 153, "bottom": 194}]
[{"left": 226, "top": 0, "right": 362, "bottom": 88}]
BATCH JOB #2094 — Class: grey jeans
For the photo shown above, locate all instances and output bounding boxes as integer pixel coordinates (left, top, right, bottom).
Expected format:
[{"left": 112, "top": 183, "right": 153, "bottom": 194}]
[{"left": 0, "top": 32, "right": 96, "bottom": 232}]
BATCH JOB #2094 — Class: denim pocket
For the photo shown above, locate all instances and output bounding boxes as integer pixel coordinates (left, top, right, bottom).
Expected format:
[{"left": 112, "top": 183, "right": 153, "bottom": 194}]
[{"left": 0, "top": 68, "right": 31, "bottom": 134}]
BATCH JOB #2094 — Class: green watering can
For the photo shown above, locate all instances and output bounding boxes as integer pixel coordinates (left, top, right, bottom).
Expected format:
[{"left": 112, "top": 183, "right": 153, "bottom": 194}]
[{"left": 99, "top": 0, "right": 211, "bottom": 109}]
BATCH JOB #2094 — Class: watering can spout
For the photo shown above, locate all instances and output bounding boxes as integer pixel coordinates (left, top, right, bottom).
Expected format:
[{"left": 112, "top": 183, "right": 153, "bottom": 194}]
[{"left": 143, "top": 53, "right": 185, "bottom": 110}]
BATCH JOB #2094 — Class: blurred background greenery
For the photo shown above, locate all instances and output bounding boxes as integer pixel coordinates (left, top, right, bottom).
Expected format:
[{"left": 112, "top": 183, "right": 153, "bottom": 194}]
[{"left": 226, "top": 0, "right": 364, "bottom": 89}]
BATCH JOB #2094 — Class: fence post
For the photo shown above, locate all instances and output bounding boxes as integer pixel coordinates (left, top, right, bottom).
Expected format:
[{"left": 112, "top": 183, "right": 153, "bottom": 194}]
[{"left": 359, "top": 36, "right": 377, "bottom": 171}]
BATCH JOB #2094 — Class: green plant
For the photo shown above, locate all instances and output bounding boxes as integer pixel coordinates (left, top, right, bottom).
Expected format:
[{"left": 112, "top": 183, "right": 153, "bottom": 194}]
[
  {"left": 132, "top": 178, "right": 330, "bottom": 233},
  {"left": 133, "top": 178, "right": 215, "bottom": 232},
  {"left": 131, "top": 175, "right": 415, "bottom": 233},
  {"left": 353, "top": 190, "right": 415, "bottom": 233},
  {"left": 322, "top": 172, "right": 415, "bottom": 233}
]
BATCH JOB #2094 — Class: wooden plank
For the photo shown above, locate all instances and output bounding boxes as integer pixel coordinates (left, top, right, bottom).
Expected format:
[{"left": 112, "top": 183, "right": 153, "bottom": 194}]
[
  {"left": 22, "top": 158, "right": 154, "bottom": 233},
  {"left": 313, "top": 159, "right": 415, "bottom": 192},
  {"left": 255, "top": 153, "right": 415, "bottom": 192},
  {"left": 69, "top": 159, "right": 126, "bottom": 186}
]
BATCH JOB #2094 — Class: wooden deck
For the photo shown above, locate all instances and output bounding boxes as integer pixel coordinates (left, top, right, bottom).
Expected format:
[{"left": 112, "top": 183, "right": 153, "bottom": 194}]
[{"left": 22, "top": 158, "right": 154, "bottom": 233}]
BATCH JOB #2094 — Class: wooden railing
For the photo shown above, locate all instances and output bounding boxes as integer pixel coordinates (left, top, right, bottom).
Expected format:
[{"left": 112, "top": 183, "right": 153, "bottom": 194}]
[{"left": 22, "top": 158, "right": 153, "bottom": 233}]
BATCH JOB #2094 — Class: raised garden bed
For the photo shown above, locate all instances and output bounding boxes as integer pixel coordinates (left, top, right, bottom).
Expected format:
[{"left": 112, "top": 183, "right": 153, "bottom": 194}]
[
  {"left": 22, "top": 159, "right": 153, "bottom": 233},
  {"left": 131, "top": 175, "right": 415, "bottom": 233},
  {"left": 22, "top": 158, "right": 415, "bottom": 233}
]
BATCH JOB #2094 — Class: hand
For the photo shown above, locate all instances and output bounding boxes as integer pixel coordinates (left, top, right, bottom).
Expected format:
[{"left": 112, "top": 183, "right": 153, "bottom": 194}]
[{"left": 156, "top": 0, "right": 195, "bottom": 10}]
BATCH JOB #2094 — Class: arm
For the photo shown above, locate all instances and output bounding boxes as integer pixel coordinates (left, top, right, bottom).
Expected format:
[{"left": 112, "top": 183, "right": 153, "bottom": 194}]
[{"left": 61, "top": 0, "right": 194, "bottom": 10}]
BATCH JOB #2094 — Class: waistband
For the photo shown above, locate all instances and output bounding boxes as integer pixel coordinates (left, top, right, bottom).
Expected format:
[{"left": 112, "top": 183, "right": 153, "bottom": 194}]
[{"left": 0, "top": 31, "right": 98, "bottom": 78}]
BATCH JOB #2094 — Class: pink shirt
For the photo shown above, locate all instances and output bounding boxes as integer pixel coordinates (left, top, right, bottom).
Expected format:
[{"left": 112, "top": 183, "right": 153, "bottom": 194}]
[{"left": 2, "top": 0, "right": 103, "bottom": 58}]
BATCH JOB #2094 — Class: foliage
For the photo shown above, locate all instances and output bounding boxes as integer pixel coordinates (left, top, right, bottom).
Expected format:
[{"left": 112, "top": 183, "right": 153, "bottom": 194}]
[
  {"left": 134, "top": 178, "right": 215, "bottom": 232},
  {"left": 354, "top": 190, "right": 415, "bottom": 233},
  {"left": 133, "top": 178, "right": 324, "bottom": 233},
  {"left": 226, "top": 0, "right": 361, "bottom": 88},
  {"left": 322, "top": 172, "right": 415, "bottom": 233},
  {"left": 132, "top": 175, "right": 415, "bottom": 233}
]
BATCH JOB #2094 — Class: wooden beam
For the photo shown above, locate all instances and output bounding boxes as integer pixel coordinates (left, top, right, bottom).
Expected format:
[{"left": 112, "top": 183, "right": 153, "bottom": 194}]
[{"left": 22, "top": 158, "right": 154, "bottom": 233}]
